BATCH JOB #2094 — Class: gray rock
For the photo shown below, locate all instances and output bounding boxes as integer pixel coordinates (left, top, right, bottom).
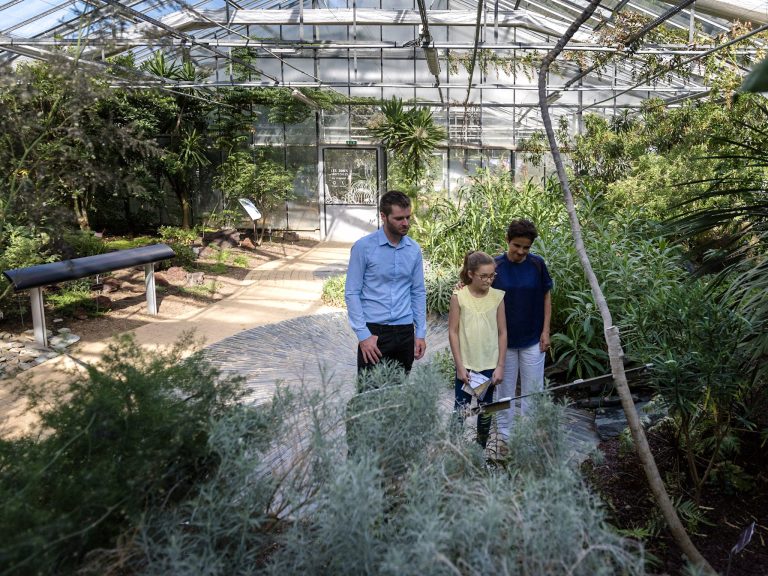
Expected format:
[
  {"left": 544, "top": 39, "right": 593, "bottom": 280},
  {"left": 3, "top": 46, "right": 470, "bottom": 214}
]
[
  {"left": 595, "top": 401, "right": 667, "bottom": 440},
  {"left": 186, "top": 272, "right": 206, "bottom": 286},
  {"left": 49, "top": 333, "right": 80, "bottom": 348}
]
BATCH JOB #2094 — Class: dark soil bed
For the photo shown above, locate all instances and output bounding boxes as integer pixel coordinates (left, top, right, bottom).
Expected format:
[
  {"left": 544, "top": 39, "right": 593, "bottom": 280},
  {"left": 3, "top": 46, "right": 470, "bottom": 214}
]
[{"left": 584, "top": 431, "right": 768, "bottom": 575}]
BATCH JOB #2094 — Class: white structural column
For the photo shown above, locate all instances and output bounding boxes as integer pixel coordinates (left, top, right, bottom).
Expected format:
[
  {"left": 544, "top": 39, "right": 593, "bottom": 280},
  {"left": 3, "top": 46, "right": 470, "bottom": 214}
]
[
  {"left": 29, "top": 287, "right": 48, "bottom": 348},
  {"left": 145, "top": 263, "right": 158, "bottom": 315}
]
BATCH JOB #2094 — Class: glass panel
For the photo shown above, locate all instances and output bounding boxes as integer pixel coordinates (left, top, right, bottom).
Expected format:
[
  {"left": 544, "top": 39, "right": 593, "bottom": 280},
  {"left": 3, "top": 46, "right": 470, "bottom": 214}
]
[
  {"left": 286, "top": 146, "right": 320, "bottom": 231},
  {"left": 321, "top": 105, "right": 351, "bottom": 144},
  {"left": 323, "top": 148, "right": 379, "bottom": 205},
  {"left": 252, "top": 105, "right": 282, "bottom": 145},
  {"left": 285, "top": 113, "right": 317, "bottom": 145}
]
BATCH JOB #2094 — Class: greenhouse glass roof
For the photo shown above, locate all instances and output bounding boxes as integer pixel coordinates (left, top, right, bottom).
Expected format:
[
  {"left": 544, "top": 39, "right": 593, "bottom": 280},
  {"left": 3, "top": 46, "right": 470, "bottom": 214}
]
[{"left": 2, "top": 0, "right": 767, "bottom": 144}]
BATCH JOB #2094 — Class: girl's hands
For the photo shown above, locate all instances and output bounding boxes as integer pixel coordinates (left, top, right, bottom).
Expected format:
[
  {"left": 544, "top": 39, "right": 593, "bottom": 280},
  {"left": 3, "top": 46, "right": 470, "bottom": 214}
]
[
  {"left": 491, "top": 367, "right": 504, "bottom": 385},
  {"left": 457, "top": 366, "right": 470, "bottom": 385}
]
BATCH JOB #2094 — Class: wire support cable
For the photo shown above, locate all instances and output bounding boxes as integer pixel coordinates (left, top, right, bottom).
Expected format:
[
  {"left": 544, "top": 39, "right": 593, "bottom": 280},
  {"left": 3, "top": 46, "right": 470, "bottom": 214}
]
[
  {"left": 415, "top": 0, "right": 444, "bottom": 103},
  {"left": 461, "top": 0, "right": 484, "bottom": 107}
]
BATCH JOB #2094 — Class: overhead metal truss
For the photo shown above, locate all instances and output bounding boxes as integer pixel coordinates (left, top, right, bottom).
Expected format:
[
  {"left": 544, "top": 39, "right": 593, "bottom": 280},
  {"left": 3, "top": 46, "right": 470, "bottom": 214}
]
[{"left": 1, "top": 0, "right": 767, "bottom": 143}]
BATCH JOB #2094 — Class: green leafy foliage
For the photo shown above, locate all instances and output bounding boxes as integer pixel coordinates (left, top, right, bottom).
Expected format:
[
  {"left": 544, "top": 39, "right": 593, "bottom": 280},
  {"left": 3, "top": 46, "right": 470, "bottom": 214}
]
[
  {"left": 0, "top": 334, "right": 245, "bottom": 575},
  {"left": 158, "top": 225, "right": 199, "bottom": 246},
  {"left": 623, "top": 279, "right": 758, "bottom": 500},
  {"left": 424, "top": 262, "right": 458, "bottom": 315},
  {"left": 0, "top": 226, "right": 54, "bottom": 305},
  {"left": 321, "top": 273, "right": 346, "bottom": 308},
  {"left": 45, "top": 279, "right": 96, "bottom": 316},
  {"left": 740, "top": 55, "right": 768, "bottom": 93},
  {"left": 214, "top": 150, "right": 295, "bottom": 244},
  {"left": 0, "top": 59, "right": 155, "bottom": 235},
  {"left": 62, "top": 230, "right": 108, "bottom": 257}
]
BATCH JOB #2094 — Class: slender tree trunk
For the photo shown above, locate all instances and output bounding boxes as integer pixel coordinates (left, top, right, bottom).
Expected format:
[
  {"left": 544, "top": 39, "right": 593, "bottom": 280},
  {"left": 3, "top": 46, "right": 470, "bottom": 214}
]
[
  {"left": 536, "top": 2, "right": 715, "bottom": 573},
  {"left": 73, "top": 192, "right": 90, "bottom": 231},
  {"left": 170, "top": 180, "right": 192, "bottom": 229}
]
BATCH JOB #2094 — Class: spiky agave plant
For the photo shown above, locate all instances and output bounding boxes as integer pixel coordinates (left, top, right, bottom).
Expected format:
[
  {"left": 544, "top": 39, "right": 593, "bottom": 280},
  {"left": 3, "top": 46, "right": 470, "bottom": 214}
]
[{"left": 369, "top": 96, "right": 446, "bottom": 192}]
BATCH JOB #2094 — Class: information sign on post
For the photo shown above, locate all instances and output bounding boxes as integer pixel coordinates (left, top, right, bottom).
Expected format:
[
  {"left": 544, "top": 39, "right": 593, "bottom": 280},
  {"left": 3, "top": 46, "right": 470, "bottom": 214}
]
[{"left": 238, "top": 198, "right": 262, "bottom": 240}]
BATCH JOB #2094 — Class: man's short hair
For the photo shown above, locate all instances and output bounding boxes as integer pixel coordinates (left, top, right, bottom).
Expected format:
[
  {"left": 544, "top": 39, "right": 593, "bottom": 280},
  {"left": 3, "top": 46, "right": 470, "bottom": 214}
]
[
  {"left": 379, "top": 190, "right": 411, "bottom": 216},
  {"left": 506, "top": 218, "right": 538, "bottom": 242}
]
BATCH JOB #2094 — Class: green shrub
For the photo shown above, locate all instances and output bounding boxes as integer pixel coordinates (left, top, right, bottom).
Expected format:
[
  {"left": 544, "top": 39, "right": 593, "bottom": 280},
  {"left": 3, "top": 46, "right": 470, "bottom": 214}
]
[
  {"left": 163, "top": 242, "right": 196, "bottom": 270},
  {"left": 267, "top": 365, "right": 646, "bottom": 575},
  {"left": 0, "top": 226, "right": 55, "bottom": 305},
  {"left": 624, "top": 279, "right": 756, "bottom": 500},
  {"left": 158, "top": 225, "right": 199, "bottom": 246},
  {"left": 103, "top": 236, "right": 155, "bottom": 250},
  {"left": 46, "top": 279, "right": 96, "bottom": 316},
  {"left": 321, "top": 274, "right": 346, "bottom": 307},
  {"left": 232, "top": 254, "right": 250, "bottom": 268},
  {"left": 62, "top": 230, "right": 108, "bottom": 257},
  {"left": 0, "top": 334, "right": 245, "bottom": 575},
  {"left": 431, "top": 347, "right": 456, "bottom": 388},
  {"left": 81, "top": 358, "right": 644, "bottom": 575}
]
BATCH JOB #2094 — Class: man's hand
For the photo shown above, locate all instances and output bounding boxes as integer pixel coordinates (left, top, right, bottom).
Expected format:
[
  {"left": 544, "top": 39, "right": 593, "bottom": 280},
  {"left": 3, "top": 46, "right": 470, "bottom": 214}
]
[
  {"left": 359, "top": 335, "right": 382, "bottom": 365},
  {"left": 414, "top": 337, "right": 427, "bottom": 360}
]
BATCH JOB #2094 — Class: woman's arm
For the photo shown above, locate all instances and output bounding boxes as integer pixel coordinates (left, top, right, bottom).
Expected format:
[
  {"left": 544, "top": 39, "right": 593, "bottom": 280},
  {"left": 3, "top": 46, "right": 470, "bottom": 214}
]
[
  {"left": 540, "top": 290, "right": 552, "bottom": 352},
  {"left": 448, "top": 293, "right": 468, "bottom": 384},
  {"left": 493, "top": 299, "right": 507, "bottom": 384}
]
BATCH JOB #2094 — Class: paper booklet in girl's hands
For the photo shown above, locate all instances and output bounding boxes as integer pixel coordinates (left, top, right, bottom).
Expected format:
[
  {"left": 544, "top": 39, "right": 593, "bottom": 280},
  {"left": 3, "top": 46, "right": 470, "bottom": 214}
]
[{"left": 461, "top": 370, "right": 491, "bottom": 398}]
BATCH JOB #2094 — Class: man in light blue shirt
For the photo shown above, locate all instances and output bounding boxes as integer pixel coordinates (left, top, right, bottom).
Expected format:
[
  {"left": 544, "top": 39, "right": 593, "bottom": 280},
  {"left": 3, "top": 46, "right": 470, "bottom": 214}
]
[{"left": 345, "top": 191, "right": 427, "bottom": 373}]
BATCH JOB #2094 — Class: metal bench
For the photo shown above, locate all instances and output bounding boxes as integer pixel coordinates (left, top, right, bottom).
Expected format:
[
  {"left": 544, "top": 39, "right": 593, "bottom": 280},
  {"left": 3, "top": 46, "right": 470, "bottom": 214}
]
[{"left": 2, "top": 243, "right": 176, "bottom": 348}]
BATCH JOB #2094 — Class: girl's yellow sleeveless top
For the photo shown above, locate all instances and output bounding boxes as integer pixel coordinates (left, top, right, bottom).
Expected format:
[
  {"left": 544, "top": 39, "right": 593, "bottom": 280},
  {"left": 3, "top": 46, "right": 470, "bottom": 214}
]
[{"left": 456, "top": 286, "right": 504, "bottom": 372}]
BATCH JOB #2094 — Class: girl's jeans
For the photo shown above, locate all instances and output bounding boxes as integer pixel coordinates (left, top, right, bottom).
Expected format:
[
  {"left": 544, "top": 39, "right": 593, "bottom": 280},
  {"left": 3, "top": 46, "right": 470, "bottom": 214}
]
[{"left": 454, "top": 367, "right": 495, "bottom": 448}]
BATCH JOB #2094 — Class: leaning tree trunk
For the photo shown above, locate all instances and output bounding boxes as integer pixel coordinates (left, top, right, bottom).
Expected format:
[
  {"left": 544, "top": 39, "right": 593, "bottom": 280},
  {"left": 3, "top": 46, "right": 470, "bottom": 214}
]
[{"left": 536, "top": 2, "right": 715, "bottom": 573}]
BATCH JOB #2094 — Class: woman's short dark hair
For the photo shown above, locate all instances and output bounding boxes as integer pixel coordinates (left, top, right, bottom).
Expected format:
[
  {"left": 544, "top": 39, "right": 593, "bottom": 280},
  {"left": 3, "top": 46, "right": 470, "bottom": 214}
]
[
  {"left": 379, "top": 190, "right": 411, "bottom": 216},
  {"left": 505, "top": 218, "right": 538, "bottom": 242}
]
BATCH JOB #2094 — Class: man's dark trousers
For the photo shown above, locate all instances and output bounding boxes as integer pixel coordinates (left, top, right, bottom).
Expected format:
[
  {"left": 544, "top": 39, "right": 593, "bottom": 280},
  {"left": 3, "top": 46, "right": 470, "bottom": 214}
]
[{"left": 357, "top": 322, "right": 415, "bottom": 373}]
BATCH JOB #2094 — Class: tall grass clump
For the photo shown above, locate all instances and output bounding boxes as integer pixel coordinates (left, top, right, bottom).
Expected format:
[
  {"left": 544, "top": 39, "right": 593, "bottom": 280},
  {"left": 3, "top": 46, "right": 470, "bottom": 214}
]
[
  {"left": 412, "top": 169, "right": 568, "bottom": 268},
  {"left": 0, "top": 334, "right": 245, "bottom": 575}
]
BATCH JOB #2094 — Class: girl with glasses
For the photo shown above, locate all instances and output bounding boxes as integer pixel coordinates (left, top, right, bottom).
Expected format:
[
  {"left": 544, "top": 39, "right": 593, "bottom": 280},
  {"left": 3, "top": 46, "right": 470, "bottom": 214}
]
[{"left": 448, "top": 251, "right": 507, "bottom": 450}]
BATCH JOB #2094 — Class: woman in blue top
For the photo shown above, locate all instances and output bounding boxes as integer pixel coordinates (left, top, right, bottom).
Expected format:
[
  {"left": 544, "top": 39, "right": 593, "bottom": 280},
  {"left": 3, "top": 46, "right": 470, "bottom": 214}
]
[{"left": 493, "top": 219, "right": 553, "bottom": 446}]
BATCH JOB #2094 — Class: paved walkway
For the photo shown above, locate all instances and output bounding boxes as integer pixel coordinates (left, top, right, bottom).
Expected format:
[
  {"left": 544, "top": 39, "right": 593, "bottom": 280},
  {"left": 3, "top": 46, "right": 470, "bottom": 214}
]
[{"left": 1, "top": 240, "right": 600, "bottom": 464}]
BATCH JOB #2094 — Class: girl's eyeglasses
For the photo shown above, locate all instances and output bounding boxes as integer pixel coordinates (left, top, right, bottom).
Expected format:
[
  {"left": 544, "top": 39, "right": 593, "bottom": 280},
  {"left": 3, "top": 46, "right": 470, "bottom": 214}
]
[{"left": 476, "top": 273, "right": 497, "bottom": 281}]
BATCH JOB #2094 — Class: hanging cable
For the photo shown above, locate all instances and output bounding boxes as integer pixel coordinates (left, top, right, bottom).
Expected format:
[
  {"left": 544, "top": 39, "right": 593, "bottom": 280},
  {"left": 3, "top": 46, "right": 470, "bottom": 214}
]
[
  {"left": 461, "top": 0, "right": 485, "bottom": 107},
  {"left": 415, "top": 0, "right": 444, "bottom": 103}
]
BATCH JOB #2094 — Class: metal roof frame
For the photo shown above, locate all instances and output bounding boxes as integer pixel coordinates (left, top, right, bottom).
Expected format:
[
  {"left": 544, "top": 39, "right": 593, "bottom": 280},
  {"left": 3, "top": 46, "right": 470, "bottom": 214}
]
[{"left": 1, "top": 0, "right": 765, "bottom": 137}]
